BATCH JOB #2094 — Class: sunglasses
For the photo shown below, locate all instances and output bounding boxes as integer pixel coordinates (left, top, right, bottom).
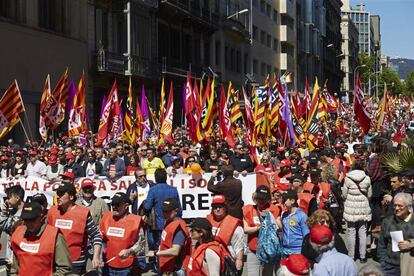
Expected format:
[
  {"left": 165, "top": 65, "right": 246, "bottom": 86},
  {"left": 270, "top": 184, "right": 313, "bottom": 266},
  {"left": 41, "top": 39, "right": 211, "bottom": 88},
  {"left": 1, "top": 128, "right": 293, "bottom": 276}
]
[{"left": 56, "top": 190, "right": 66, "bottom": 197}]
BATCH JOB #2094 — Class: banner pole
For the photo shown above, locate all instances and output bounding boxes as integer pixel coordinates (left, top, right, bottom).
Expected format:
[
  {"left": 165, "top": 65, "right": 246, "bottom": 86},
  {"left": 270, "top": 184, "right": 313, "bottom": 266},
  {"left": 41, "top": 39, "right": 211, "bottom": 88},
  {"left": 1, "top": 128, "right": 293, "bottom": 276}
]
[{"left": 18, "top": 116, "right": 30, "bottom": 142}]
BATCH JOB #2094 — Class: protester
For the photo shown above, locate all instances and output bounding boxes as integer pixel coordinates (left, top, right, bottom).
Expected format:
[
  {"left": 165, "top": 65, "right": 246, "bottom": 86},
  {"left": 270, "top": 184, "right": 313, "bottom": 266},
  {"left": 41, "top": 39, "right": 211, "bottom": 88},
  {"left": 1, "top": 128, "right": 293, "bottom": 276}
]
[
  {"left": 47, "top": 182, "right": 102, "bottom": 274},
  {"left": 76, "top": 178, "right": 109, "bottom": 225},
  {"left": 279, "top": 190, "right": 309, "bottom": 256},
  {"left": 277, "top": 254, "right": 311, "bottom": 276},
  {"left": 25, "top": 149, "right": 46, "bottom": 178},
  {"left": 44, "top": 154, "right": 64, "bottom": 182},
  {"left": 243, "top": 185, "right": 281, "bottom": 275},
  {"left": 10, "top": 201, "right": 72, "bottom": 275},
  {"left": 155, "top": 198, "right": 191, "bottom": 275},
  {"left": 301, "top": 209, "right": 348, "bottom": 266},
  {"left": 103, "top": 147, "right": 126, "bottom": 180},
  {"left": 144, "top": 169, "right": 182, "bottom": 252},
  {"left": 310, "top": 225, "right": 357, "bottom": 275},
  {"left": 10, "top": 150, "right": 26, "bottom": 178},
  {"left": 127, "top": 168, "right": 151, "bottom": 215},
  {"left": 142, "top": 147, "right": 165, "bottom": 174},
  {"left": 378, "top": 192, "right": 414, "bottom": 276},
  {"left": 100, "top": 192, "right": 145, "bottom": 275},
  {"left": 206, "top": 195, "right": 244, "bottom": 272},
  {"left": 63, "top": 153, "right": 85, "bottom": 178},
  {"left": 230, "top": 143, "right": 254, "bottom": 174},
  {"left": 342, "top": 159, "right": 372, "bottom": 262},
  {"left": 203, "top": 149, "right": 223, "bottom": 172},
  {"left": 208, "top": 165, "right": 243, "bottom": 219},
  {"left": 185, "top": 218, "right": 224, "bottom": 276},
  {"left": 83, "top": 150, "right": 103, "bottom": 177}
]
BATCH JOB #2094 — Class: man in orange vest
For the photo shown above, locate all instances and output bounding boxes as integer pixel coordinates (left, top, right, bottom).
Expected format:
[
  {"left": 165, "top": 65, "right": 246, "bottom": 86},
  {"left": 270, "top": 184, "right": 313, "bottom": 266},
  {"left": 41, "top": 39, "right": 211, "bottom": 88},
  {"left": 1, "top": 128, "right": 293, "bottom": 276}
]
[
  {"left": 206, "top": 195, "right": 244, "bottom": 272},
  {"left": 101, "top": 192, "right": 145, "bottom": 275},
  {"left": 153, "top": 198, "right": 191, "bottom": 275},
  {"left": 289, "top": 174, "right": 317, "bottom": 217},
  {"left": 10, "top": 201, "right": 72, "bottom": 275},
  {"left": 47, "top": 182, "right": 102, "bottom": 275}
]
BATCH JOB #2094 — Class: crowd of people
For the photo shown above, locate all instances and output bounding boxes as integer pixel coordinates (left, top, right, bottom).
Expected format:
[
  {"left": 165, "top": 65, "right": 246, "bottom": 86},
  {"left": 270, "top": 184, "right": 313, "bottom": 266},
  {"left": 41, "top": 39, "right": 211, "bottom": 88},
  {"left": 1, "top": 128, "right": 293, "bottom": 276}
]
[{"left": 0, "top": 100, "right": 412, "bottom": 276}]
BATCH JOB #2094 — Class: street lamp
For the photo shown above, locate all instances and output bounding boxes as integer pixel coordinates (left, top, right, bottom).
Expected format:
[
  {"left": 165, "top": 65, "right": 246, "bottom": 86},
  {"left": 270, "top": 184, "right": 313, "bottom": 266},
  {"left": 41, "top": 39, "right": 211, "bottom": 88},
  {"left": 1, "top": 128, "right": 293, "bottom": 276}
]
[
  {"left": 353, "top": 64, "right": 367, "bottom": 88},
  {"left": 227, "top": 8, "right": 248, "bottom": 19}
]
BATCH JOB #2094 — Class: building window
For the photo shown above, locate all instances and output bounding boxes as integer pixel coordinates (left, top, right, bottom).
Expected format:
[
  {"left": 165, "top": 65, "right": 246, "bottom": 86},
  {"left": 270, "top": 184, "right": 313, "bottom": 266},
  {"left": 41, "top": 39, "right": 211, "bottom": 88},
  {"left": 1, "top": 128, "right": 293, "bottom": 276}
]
[
  {"left": 253, "top": 25, "right": 258, "bottom": 40},
  {"left": 267, "top": 65, "right": 272, "bottom": 75},
  {"left": 215, "top": 41, "right": 221, "bottom": 65},
  {"left": 253, "top": 59, "right": 258, "bottom": 74},
  {"left": 260, "top": 30, "right": 266, "bottom": 44},
  {"left": 273, "top": 9, "right": 278, "bottom": 23},
  {"left": 244, "top": 53, "right": 249, "bottom": 74},
  {"left": 266, "top": 4, "right": 271, "bottom": 17},
  {"left": 225, "top": 45, "right": 230, "bottom": 69},
  {"left": 204, "top": 40, "right": 210, "bottom": 65},
  {"left": 267, "top": 34, "right": 271, "bottom": 48},
  {"left": 273, "top": 38, "right": 278, "bottom": 51},
  {"left": 236, "top": 50, "right": 241, "bottom": 72},
  {"left": 261, "top": 62, "right": 266, "bottom": 76},
  {"left": 231, "top": 48, "right": 235, "bottom": 71},
  {"left": 260, "top": 0, "right": 265, "bottom": 13}
]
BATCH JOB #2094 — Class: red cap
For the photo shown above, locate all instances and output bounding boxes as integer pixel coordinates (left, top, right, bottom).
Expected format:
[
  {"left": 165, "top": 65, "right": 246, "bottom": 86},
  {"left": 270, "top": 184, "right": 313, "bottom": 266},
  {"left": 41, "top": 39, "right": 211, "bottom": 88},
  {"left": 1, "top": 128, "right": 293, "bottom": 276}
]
[
  {"left": 48, "top": 155, "right": 57, "bottom": 164},
  {"left": 277, "top": 146, "right": 285, "bottom": 152},
  {"left": 1, "top": 155, "right": 9, "bottom": 161},
  {"left": 62, "top": 136, "right": 68, "bottom": 140},
  {"left": 29, "top": 150, "right": 38, "bottom": 156},
  {"left": 211, "top": 195, "right": 226, "bottom": 205},
  {"left": 279, "top": 159, "right": 292, "bottom": 168},
  {"left": 60, "top": 171, "right": 75, "bottom": 180},
  {"left": 65, "top": 153, "right": 75, "bottom": 160},
  {"left": 50, "top": 148, "right": 59, "bottom": 155},
  {"left": 310, "top": 225, "right": 333, "bottom": 245},
  {"left": 280, "top": 254, "right": 310, "bottom": 275},
  {"left": 16, "top": 150, "right": 24, "bottom": 156},
  {"left": 81, "top": 178, "right": 95, "bottom": 188}
]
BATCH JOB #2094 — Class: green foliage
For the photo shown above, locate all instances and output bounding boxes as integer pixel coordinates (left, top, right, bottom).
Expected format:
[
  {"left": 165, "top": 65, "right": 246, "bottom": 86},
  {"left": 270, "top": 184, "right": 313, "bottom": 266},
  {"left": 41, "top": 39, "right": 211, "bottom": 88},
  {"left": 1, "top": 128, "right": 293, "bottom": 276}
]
[
  {"left": 382, "top": 147, "right": 414, "bottom": 173},
  {"left": 358, "top": 53, "right": 375, "bottom": 85},
  {"left": 405, "top": 70, "right": 414, "bottom": 96},
  {"left": 378, "top": 68, "right": 403, "bottom": 95}
]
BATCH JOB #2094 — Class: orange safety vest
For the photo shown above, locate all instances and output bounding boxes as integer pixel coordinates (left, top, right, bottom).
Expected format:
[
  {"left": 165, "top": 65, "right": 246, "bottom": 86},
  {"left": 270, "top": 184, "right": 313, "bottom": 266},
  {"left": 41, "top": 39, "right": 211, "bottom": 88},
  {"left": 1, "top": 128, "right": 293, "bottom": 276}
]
[
  {"left": 100, "top": 212, "right": 143, "bottom": 268},
  {"left": 185, "top": 241, "right": 225, "bottom": 276},
  {"left": 242, "top": 204, "right": 280, "bottom": 251},
  {"left": 317, "top": 182, "right": 332, "bottom": 209},
  {"left": 206, "top": 214, "right": 242, "bottom": 245},
  {"left": 298, "top": 192, "right": 315, "bottom": 216},
  {"left": 11, "top": 224, "right": 58, "bottom": 276},
  {"left": 47, "top": 205, "right": 89, "bottom": 261},
  {"left": 159, "top": 219, "right": 192, "bottom": 273},
  {"left": 303, "top": 182, "right": 315, "bottom": 194}
]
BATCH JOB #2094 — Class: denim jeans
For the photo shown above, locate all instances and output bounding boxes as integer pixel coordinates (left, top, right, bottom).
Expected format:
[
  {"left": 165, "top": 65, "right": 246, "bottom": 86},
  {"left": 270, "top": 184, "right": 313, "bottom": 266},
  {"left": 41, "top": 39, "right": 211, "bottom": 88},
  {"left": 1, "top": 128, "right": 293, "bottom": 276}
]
[
  {"left": 347, "top": 221, "right": 367, "bottom": 259},
  {"left": 104, "top": 266, "right": 131, "bottom": 276}
]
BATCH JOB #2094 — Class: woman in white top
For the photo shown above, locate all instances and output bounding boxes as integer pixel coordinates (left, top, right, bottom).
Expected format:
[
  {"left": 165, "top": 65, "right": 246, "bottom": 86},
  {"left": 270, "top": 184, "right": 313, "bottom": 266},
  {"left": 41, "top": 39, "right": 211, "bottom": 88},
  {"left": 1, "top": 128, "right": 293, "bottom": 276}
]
[{"left": 45, "top": 155, "right": 64, "bottom": 182}]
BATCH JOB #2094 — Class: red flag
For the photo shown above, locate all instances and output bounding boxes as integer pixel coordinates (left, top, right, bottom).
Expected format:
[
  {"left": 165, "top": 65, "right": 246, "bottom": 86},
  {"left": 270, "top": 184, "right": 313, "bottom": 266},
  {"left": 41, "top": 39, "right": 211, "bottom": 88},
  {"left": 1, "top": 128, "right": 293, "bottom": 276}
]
[
  {"left": 299, "top": 78, "right": 311, "bottom": 118},
  {"left": 96, "top": 81, "right": 120, "bottom": 145},
  {"left": 353, "top": 74, "right": 371, "bottom": 134},
  {"left": 219, "top": 85, "right": 235, "bottom": 147}
]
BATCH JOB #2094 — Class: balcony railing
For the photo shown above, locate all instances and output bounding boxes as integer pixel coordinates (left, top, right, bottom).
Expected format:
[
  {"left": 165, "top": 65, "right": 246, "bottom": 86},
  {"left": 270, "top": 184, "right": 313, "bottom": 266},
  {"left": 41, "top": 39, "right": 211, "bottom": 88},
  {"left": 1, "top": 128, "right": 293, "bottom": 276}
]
[
  {"left": 280, "top": 25, "right": 295, "bottom": 44},
  {"left": 94, "top": 49, "right": 158, "bottom": 78}
]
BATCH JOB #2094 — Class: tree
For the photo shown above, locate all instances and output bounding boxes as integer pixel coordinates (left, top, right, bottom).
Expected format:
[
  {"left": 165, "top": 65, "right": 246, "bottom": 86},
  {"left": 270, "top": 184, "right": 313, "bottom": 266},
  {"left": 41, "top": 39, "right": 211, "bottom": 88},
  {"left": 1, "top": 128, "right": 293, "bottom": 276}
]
[
  {"left": 378, "top": 68, "right": 403, "bottom": 95},
  {"left": 358, "top": 53, "right": 375, "bottom": 85},
  {"left": 405, "top": 70, "right": 414, "bottom": 96}
]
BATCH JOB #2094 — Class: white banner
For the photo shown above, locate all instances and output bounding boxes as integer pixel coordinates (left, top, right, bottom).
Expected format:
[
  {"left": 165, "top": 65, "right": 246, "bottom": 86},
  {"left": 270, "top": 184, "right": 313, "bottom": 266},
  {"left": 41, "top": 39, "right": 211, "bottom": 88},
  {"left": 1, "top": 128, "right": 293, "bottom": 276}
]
[{"left": 0, "top": 174, "right": 256, "bottom": 218}]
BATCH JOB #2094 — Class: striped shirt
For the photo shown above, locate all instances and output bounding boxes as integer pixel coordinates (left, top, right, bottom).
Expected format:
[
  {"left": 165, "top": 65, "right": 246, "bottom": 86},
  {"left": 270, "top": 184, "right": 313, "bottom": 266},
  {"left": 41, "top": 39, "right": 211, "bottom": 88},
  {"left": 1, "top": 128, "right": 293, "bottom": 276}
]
[{"left": 72, "top": 213, "right": 102, "bottom": 265}]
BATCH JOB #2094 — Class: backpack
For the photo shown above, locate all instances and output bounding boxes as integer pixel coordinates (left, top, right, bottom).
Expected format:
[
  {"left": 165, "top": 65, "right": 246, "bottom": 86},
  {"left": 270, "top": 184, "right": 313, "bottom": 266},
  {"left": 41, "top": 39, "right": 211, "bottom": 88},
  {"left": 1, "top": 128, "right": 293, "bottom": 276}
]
[
  {"left": 222, "top": 255, "right": 238, "bottom": 276},
  {"left": 256, "top": 210, "right": 282, "bottom": 263}
]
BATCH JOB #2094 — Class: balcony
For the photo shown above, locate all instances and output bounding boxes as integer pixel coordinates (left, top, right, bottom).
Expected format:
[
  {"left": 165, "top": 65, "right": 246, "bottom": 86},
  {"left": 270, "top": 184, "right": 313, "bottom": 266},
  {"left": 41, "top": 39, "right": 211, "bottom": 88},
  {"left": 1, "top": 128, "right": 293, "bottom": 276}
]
[
  {"left": 161, "top": 57, "right": 203, "bottom": 79},
  {"left": 158, "top": 0, "right": 219, "bottom": 33},
  {"left": 280, "top": 25, "right": 295, "bottom": 45},
  {"left": 280, "top": 53, "right": 295, "bottom": 71},
  {"left": 93, "top": 50, "right": 158, "bottom": 79},
  {"left": 222, "top": 17, "right": 250, "bottom": 42},
  {"left": 280, "top": 0, "right": 295, "bottom": 19}
]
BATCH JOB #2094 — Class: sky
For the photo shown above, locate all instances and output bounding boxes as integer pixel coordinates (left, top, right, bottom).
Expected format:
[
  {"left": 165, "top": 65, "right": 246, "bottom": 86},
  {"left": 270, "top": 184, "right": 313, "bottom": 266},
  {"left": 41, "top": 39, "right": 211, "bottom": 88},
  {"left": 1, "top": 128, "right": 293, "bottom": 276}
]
[{"left": 350, "top": 0, "right": 414, "bottom": 59}]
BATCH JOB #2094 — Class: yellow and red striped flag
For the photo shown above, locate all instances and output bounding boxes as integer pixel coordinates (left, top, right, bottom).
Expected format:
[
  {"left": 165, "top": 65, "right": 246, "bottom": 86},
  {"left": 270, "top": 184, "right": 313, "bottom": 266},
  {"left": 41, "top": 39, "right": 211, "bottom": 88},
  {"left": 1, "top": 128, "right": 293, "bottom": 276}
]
[
  {"left": 123, "top": 77, "right": 136, "bottom": 144},
  {"left": 160, "top": 81, "right": 174, "bottom": 144},
  {"left": 227, "top": 82, "right": 242, "bottom": 124},
  {"left": 377, "top": 83, "right": 388, "bottom": 130},
  {"left": 39, "top": 75, "right": 50, "bottom": 141},
  {"left": 52, "top": 68, "right": 69, "bottom": 111},
  {"left": 0, "top": 80, "right": 25, "bottom": 139},
  {"left": 68, "top": 72, "right": 86, "bottom": 138}
]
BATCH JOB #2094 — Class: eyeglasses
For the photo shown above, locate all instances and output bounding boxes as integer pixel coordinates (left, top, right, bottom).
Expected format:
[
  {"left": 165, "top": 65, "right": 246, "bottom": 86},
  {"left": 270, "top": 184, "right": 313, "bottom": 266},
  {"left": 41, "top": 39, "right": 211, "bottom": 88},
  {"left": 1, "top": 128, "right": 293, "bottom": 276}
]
[
  {"left": 212, "top": 205, "right": 225, "bottom": 209},
  {"left": 56, "top": 190, "right": 66, "bottom": 197},
  {"left": 236, "top": 147, "right": 242, "bottom": 150}
]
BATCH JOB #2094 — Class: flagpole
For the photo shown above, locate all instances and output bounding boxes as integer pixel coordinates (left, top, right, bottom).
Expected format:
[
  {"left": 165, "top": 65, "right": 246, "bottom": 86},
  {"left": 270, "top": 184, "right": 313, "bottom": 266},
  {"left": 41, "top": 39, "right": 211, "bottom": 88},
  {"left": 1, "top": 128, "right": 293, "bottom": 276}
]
[
  {"left": 22, "top": 109, "right": 34, "bottom": 141},
  {"left": 18, "top": 116, "right": 31, "bottom": 142}
]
